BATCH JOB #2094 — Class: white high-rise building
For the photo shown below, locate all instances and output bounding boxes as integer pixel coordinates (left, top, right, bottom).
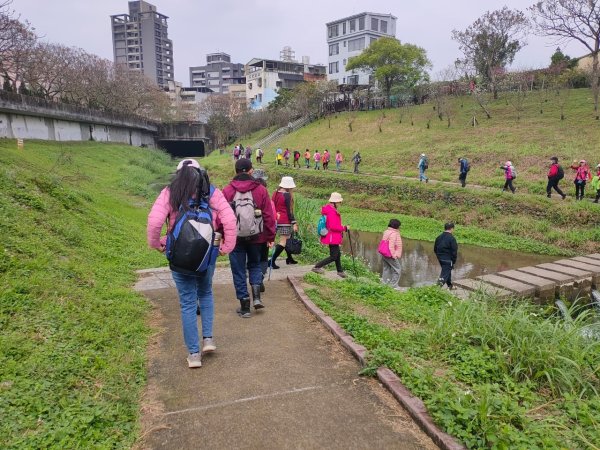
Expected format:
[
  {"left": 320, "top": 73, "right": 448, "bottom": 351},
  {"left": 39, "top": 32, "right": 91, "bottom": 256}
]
[
  {"left": 111, "top": 1, "right": 174, "bottom": 88},
  {"left": 326, "top": 12, "right": 397, "bottom": 86}
]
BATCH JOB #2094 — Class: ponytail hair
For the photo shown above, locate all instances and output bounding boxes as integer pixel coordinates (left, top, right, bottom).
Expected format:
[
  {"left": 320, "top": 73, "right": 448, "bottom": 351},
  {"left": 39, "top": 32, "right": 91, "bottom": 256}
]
[{"left": 169, "top": 166, "right": 210, "bottom": 211}]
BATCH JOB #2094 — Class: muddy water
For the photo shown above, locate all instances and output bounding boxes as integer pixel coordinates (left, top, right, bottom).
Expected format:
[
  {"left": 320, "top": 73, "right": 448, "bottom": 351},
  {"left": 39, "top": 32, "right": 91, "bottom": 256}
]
[{"left": 341, "top": 230, "right": 557, "bottom": 287}]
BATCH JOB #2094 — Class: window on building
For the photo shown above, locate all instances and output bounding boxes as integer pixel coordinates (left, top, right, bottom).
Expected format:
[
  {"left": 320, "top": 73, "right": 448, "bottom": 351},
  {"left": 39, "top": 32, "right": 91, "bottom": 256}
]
[
  {"left": 328, "top": 24, "right": 339, "bottom": 38},
  {"left": 329, "top": 43, "right": 339, "bottom": 56},
  {"left": 328, "top": 62, "right": 339, "bottom": 74},
  {"left": 343, "top": 41, "right": 346, "bottom": 47},
  {"left": 370, "top": 37, "right": 377, "bottom": 45},
  {"left": 343, "top": 58, "right": 347, "bottom": 66},
  {"left": 349, "top": 19, "right": 355, "bottom": 32},
  {"left": 348, "top": 37, "right": 365, "bottom": 52},
  {"left": 358, "top": 16, "right": 365, "bottom": 30},
  {"left": 343, "top": 22, "right": 346, "bottom": 34},
  {"left": 380, "top": 20, "right": 387, "bottom": 33},
  {"left": 371, "top": 18, "right": 378, "bottom": 31},
  {"left": 248, "top": 83, "right": 252, "bottom": 90},
  {"left": 258, "top": 93, "right": 262, "bottom": 102}
]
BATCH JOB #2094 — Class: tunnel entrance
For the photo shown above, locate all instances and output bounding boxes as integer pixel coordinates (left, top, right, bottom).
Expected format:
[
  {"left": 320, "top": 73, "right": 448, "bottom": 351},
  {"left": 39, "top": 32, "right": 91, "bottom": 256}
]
[{"left": 158, "top": 140, "right": 206, "bottom": 158}]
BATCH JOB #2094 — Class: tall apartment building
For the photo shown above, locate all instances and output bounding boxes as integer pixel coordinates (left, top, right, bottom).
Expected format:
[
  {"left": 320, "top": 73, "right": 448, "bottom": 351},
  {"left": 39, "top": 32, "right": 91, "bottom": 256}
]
[
  {"left": 326, "top": 12, "right": 397, "bottom": 86},
  {"left": 111, "top": 1, "right": 174, "bottom": 88},
  {"left": 189, "top": 53, "right": 245, "bottom": 94}
]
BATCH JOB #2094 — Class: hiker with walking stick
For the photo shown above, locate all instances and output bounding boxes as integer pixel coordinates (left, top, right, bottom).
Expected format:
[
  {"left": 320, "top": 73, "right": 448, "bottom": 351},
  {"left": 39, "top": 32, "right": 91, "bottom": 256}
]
[{"left": 312, "top": 192, "right": 348, "bottom": 278}]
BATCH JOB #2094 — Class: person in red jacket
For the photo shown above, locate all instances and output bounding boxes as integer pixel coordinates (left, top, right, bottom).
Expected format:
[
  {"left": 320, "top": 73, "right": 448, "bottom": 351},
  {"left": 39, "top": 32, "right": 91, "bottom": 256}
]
[
  {"left": 547, "top": 156, "right": 566, "bottom": 199},
  {"left": 222, "top": 158, "right": 276, "bottom": 318},
  {"left": 312, "top": 192, "right": 349, "bottom": 278},
  {"left": 270, "top": 176, "right": 299, "bottom": 268}
]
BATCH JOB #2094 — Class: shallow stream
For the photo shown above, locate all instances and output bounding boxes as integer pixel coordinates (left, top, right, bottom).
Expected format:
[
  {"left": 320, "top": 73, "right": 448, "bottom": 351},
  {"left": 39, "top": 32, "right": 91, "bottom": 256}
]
[{"left": 341, "top": 230, "right": 557, "bottom": 288}]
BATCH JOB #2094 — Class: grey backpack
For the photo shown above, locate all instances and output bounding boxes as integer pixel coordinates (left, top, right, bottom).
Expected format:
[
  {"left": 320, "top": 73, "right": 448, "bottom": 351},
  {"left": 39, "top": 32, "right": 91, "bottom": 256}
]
[{"left": 231, "top": 190, "right": 263, "bottom": 238}]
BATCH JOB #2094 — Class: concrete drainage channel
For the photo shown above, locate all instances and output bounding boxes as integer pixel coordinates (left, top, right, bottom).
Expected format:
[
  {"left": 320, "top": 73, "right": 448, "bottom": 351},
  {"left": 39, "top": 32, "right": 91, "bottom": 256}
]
[{"left": 287, "top": 276, "right": 466, "bottom": 450}]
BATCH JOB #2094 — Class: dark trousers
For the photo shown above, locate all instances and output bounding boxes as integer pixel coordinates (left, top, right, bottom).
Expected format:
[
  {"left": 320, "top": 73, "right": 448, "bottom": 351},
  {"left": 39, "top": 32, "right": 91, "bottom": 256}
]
[
  {"left": 259, "top": 243, "right": 269, "bottom": 277},
  {"left": 459, "top": 172, "right": 467, "bottom": 187},
  {"left": 293, "top": 159, "right": 300, "bottom": 168},
  {"left": 353, "top": 163, "right": 360, "bottom": 173},
  {"left": 575, "top": 180, "right": 586, "bottom": 199},
  {"left": 595, "top": 189, "right": 600, "bottom": 202},
  {"left": 438, "top": 260, "right": 453, "bottom": 288},
  {"left": 503, "top": 178, "right": 515, "bottom": 193},
  {"left": 315, "top": 245, "right": 343, "bottom": 272},
  {"left": 229, "top": 240, "right": 262, "bottom": 300},
  {"left": 546, "top": 179, "right": 565, "bottom": 197}
]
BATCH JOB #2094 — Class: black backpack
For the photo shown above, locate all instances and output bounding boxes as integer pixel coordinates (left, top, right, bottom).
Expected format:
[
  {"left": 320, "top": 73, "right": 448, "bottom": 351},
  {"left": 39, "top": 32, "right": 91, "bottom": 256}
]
[
  {"left": 556, "top": 165, "right": 565, "bottom": 181},
  {"left": 166, "top": 185, "right": 217, "bottom": 275}
]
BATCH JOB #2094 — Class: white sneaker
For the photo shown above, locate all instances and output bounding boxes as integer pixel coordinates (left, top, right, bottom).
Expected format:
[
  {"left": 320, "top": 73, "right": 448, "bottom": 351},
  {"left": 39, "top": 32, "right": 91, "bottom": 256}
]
[
  {"left": 202, "top": 338, "right": 216, "bottom": 353},
  {"left": 187, "top": 352, "right": 202, "bottom": 368}
]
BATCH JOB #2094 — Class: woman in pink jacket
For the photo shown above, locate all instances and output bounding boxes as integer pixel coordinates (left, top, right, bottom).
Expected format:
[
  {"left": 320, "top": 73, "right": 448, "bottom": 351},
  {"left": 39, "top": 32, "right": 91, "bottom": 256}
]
[
  {"left": 312, "top": 192, "right": 348, "bottom": 278},
  {"left": 147, "top": 159, "right": 237, "bottom": 368},
  {"left": 379, "top": 219, "right": 403, "bottom": 288}
]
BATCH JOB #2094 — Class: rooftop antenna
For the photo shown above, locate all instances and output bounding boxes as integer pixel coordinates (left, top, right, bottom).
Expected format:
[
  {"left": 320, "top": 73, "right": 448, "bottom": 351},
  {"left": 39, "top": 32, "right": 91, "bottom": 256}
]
[{"left": 280, "top": 46, "right": 296, "bottom": 62}]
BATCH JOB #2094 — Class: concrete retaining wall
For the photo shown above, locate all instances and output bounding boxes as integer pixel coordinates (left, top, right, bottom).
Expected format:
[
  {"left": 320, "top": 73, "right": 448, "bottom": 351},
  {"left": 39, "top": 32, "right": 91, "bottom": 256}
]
[{"left": 0, "top": 92, "right": 158, "bottom": 147}]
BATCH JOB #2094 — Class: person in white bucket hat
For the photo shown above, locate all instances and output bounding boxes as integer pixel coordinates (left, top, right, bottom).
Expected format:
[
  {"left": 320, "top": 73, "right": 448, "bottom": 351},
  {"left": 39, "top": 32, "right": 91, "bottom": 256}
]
[
  {"left": 312, "top": 192, "right": 349, "bottom": 278},
  {"left": 270, "top": 176, "right": 299, "bottom": 268}
]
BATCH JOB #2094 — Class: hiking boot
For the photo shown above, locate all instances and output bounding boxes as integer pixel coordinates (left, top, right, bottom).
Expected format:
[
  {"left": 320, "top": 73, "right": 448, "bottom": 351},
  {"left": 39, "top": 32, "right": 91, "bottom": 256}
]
[
  {"left": 286, "top": 257, "right": 298, "bottom": 265},
  {"left": 561, "top": 194, "right": 567, "bottom": 200},
  {"left": 425, "top": 178, "right": 429, "bottom": 183},
  {"left": 251, "top": 285, "right": 264, "bottom": 310},
  {"left": 202, "top": 338, "right": 216, "bottom": 353},
  {"left": 187, "top": 352, "right": 202, "bottom": 368},
  {"left": 547, "top": 194, "right": 551, "bottom": 198},
  {"left": 312, "top": 267, "right": 325, "bottom": 274},
  {"left": 236, "top": 298, "right": 251, "bottom": 318},
  {"left": 271, "top": 262, "right": 280, "bottom": 269},
  {"left": 437, "top": 278, "right": 445, "bottom": 287},
  {"left": 337, "top": 271, "right": 347, "bottom": 278}
]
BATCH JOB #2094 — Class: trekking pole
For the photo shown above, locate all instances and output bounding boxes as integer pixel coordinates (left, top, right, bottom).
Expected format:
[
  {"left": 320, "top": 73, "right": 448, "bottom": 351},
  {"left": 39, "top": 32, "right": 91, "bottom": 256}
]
[
  {"left": 267, "top": 244, "right": 274, "bottom": 281},
  {"left": 347, "top": 229, "right": 357, "bottom": 278}
]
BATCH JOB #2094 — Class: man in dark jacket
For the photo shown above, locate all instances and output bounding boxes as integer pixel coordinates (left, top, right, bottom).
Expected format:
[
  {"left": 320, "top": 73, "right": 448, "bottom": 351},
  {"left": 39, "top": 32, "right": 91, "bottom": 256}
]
[
  {"left": 222, "top": 158, "right": 276, "bottom": 318},
  {"left": 434, "top": 222, "right": 458, "bottom": 289},
  {"left": 546, "top": 156, "right": 566, "bottom": 199},
  {"left": 458, "top": 158, "right": 469, "bottom": 187}
]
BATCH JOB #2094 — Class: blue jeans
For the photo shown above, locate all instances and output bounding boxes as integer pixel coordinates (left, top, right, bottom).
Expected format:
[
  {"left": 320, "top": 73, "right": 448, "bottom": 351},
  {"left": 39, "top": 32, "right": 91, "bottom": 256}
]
[
  {"left": 171, "top": 264, "right": 216, "bottom": 354},
  {"left": 336, "top": 161, "right": 341, "bottom": 171},
  {"left": 229, "top": 240, "right": 262, "bottom": 300},
  {"left": 419, "top": 168, "right": 428, "bottom": 181}
]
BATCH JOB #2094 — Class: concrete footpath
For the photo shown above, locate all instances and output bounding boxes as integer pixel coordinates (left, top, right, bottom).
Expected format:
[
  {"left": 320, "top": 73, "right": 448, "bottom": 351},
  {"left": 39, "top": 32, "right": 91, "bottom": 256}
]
[{"left": 134, "top": 265, "right": 437, "bottom": 449}]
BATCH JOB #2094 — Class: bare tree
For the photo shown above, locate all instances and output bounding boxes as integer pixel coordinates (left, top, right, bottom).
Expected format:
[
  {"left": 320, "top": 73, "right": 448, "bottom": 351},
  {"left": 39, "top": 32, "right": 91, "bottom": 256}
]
[
  {"left": 530, "top": 0, "right": 600, "bottom": 118},
  {"left": 0, "top": 0, "right": 37, "bottom": 90},
  {"left": 452, "top": 7, "right": 529, "bottom": 99}
]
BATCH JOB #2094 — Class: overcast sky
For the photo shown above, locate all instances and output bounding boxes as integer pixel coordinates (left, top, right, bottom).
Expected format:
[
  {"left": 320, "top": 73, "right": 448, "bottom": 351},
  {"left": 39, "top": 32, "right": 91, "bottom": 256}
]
[{"left": 12, "top": 0, "right": 584, "bottom": 84}]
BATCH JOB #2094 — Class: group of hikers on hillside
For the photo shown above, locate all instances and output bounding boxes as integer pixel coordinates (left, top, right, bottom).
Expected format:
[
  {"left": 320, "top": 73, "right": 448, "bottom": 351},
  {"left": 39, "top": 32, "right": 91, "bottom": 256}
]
[
  {"left": 233, "top": 144, "right": 363, "bottom": 173},
  {"left": 418, "top": 153, "right": 600, "bottom": 201}
]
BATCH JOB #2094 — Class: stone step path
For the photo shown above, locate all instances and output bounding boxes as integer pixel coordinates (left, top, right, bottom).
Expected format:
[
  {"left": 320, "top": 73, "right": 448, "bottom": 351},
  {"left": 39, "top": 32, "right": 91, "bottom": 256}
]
[
  {"left": 453, "top": 253, "right": 600, "bottom": 302},
  {"left": 134, "top": 265, "right": 437, "bottom": 449}
]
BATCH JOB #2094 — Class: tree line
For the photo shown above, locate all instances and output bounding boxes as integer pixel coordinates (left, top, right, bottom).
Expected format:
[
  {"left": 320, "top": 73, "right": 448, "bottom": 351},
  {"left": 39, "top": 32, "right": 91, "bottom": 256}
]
[{"left": 0, "top": 0, "right": 171, "bottom": 120}]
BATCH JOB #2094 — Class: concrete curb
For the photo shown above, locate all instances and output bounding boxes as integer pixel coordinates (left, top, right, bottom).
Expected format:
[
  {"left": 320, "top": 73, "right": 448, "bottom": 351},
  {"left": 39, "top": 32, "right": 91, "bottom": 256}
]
[{"left": 287, "top": 276, "right": 466, "bottom": 450}]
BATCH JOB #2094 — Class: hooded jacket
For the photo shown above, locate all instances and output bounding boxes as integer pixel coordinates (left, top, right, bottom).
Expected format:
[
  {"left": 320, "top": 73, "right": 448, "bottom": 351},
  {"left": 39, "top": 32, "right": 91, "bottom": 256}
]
[
  {"left": 147, "top": 186, "right": 237, "bottom": 255},
  {"left": 320, "top": 203, "right": 346, "bottom": 246},
  {"left": 434, "top": 231, "right": 458, "bottom": 265},
  {"left": 382, "top": 227, "right": 403, "bottom": 259},
  {"left": 222, "top": 173, "right": 276, "bottom": 243}
]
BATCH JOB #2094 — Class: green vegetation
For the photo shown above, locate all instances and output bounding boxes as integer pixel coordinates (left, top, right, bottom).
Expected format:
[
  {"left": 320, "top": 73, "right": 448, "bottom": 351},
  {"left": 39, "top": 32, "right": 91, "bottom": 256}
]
[
  {"left": 0, "top": 139, "right": 172, "bottom": 448},
  {"left": 302, "top": 273, "right": 600, "bottom": 448},
  {"left": 228, "top": 89, "right": 600, "bottom": 255}
]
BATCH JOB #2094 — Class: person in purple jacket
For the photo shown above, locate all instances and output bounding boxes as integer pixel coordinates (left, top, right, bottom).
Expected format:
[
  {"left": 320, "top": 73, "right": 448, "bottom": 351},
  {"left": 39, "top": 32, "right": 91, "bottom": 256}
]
[{"left": 311, "top": 192, "right": 349, "bottom": 278}]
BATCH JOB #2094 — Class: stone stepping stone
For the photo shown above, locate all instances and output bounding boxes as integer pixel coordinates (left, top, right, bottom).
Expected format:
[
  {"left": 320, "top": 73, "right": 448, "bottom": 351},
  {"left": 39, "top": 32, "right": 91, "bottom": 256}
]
[
  {"left": 496, "top": 270, "right": 555, "bottom": 301},
  {"left": 517, "top": 266, "right": 578, "bottom": 299},
  {"left": 453, "top": 279, "right": 512, "bottom": 299},
  {"left": 537, "top": 263, "right": 591, "bottom": 279},
  {"left": 553, "top": 259, "right": 600, "bottom": 275},
  {"left": 572, "top": 256, "right": 600, "bottom": 267},
  {"left": 585, "top": 253, "right": 600, "bottom": 261},
  {"left": 477, "top": 274, "right": 536, "bottom": 297}
]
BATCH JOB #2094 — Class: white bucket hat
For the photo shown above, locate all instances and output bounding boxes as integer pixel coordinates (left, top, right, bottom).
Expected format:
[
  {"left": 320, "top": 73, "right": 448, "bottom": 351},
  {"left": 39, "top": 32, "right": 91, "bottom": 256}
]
[
  {"left": 279, "top": 176, "right": 296, "bottom": 189},
  {"left": 328, "top": 192, "right": 343, "bottom": 203},
  {"left": 177, "top": 158, "right": 201, "bottom": 171}
]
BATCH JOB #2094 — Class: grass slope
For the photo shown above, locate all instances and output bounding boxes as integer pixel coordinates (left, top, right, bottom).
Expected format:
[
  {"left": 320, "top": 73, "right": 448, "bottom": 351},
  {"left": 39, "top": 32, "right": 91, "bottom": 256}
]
[{"left": 0, "top": 139, "right": 172, "bottom": 448}]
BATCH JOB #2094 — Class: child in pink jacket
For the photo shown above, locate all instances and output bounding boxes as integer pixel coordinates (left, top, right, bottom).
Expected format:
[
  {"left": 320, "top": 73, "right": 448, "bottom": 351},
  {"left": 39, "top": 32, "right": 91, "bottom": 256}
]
[
  {"left": 312, "top": 192, "right": 348, "bottom": 278},
  {"left": 380, "top": 219, "right": 403, "bottom": 288},
  {"left": 147, "top": 159, "right": 237, "bottom": 368}
]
